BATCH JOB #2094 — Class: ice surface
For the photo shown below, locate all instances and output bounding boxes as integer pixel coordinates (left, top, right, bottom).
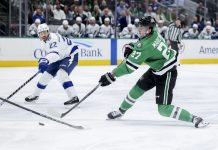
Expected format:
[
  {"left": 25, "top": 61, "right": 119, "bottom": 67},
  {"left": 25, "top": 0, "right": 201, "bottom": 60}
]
[{"left": 0, "top": 65, "right": 218, "bottom": 150}]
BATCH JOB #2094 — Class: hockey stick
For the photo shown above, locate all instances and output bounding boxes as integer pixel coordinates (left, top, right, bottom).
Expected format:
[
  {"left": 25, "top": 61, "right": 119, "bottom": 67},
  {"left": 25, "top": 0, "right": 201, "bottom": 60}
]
[
  {"left": 0, "top": 97, "right": 83, "bottom": 129},
  {"left": 0, "top": 72, "right": 40, "bottom": 106},
  {"left": 60, "top": 83, "right": 101, "bottom": 118}
]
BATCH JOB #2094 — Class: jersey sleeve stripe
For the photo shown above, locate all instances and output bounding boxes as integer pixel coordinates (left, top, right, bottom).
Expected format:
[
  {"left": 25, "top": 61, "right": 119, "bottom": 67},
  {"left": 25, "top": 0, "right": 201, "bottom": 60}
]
[
  {"left": 127, "top": 59, "right": 140, "bottom": 68},
  {"left": 126, "top": 60, "right": 139, "bottom": 70}
]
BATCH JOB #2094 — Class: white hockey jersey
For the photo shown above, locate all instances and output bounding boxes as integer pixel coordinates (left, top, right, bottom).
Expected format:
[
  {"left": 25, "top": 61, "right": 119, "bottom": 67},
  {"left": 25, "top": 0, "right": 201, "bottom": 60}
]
[
  {"left": 40, "top": 33, "right": 78, "bottom": 64},
  {"left": 72, "top": 23, "right": 86, "bottom": 37},
  {"left": 86, "top": 24, "right": 100, "bottom": 38},
  {"left": 99, "top": 24, "right": 114, "bottom": 38},
  {"left": 28, "top": 23, "right": 38, "bottom": 37},
  {"left": 157, "top": 26, "right": 168, "bottom": 38},
  {"left": 188, "top": 28, "right": 199, "bottom": 39},
  {"left": 119, "top": 27, "right": 136, "bottom": 38},
  {"left": 57, "top": 25, "right": 74, "bottom": 38}
]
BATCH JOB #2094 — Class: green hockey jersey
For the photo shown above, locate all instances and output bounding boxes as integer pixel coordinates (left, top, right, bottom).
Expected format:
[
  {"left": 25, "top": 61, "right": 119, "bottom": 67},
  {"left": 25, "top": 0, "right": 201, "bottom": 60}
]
[{"left": 113, "top": 28, "right": 178, "bottom": 77}]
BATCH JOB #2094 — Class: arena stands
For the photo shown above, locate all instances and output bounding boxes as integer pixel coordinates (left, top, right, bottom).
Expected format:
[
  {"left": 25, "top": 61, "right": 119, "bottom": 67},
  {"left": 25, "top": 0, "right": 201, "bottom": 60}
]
[{"left": 0, "top": 0, "right": 218, "bottom": 39}]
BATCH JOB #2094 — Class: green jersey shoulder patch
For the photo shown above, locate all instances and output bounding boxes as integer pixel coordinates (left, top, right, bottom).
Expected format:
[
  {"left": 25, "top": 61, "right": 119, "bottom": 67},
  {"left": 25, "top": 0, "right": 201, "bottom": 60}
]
[{"left": 136, "top": 42, "right": 142, "bottom": 48}]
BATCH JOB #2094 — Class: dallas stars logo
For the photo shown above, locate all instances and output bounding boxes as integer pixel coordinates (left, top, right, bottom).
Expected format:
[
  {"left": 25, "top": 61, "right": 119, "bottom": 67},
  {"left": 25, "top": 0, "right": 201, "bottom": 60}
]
[{"left": 137, "top": 42, "right": 142, "bottom": 48}]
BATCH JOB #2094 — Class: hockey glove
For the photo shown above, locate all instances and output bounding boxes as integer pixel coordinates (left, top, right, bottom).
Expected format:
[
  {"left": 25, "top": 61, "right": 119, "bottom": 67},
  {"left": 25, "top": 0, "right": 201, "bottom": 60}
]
[
  {"left": 99, "top": 72, "right": 116, "bottom": 87},
  {"left": 124, "top": 43, "right": 134, "bottom": 58},
  {"left": 38, "top": 58, "right": 49, "bottom": 73}
]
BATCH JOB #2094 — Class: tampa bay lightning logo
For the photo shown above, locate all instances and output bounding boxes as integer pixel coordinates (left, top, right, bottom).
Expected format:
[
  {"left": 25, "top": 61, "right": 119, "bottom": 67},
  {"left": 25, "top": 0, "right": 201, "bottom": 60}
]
[{"left": 34, "top": 48, "right": 47, "bottom": 59}]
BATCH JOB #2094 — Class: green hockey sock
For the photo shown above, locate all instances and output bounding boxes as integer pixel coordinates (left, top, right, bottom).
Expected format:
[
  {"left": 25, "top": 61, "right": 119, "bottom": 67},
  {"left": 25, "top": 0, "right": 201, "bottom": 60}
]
[
  {"left": 120, "top": 85, "right": 145, "bottom": 111},
  {"left": 158, "top": 104, "right": 193, "bottom": 122}
]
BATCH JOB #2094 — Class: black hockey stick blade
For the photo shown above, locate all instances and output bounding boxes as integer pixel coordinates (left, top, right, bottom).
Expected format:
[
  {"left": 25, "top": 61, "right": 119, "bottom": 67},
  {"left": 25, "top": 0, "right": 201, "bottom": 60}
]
[
  {"left": 61, "top": 83, "right": 101, "bottom": 118},
  {"left": 0, "top": 72, "right": 40, "bottom": 106},
  {"left": 0, "top": 97, "right": 83, "bottom": 129}
]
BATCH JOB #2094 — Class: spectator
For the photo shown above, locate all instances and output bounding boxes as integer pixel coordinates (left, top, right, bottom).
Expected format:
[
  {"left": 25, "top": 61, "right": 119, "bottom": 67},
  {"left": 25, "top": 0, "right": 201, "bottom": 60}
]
[
  {"left": 74, "top": 6, "right": 88, "bottom": 24},
  {"left": 73, "top": 0, "right": 81, "bottom": 6},
  {"left": 129, "top": 2, "right": 138, "bottom": 17},
  {"left": 129, "top": 3, "right": 144, "bottom": 18},
  {"left": 57, "top": 20, "right": 74, "bottom": 38},
  {"left": 101, "top": 7, "right": 114, "bottom": 25},
  {"left": 64, "top": 5, "right": 73, "bottom": 21},
  {"left": 119, "top": 24, "right": 137, "bottom": 39},
  {"left": 92, "top": 5, "right": 102, "bottom": 25},
  {"left": 28, "top": 18, "right": 41, "bottom": 37},
  {"left": 144, "top": 6, "right": 157, "bottom": 20},
  {"left": 162, "top": 7, "right": 172, "bottom": 23},
  {"left": 62, "top": 0, "right": 74, "bottom": 6},
  {"left": 53, "top": 3, "right": 66, "bottom": 20},
  {"left": 149, "top": 0, "right": 159, "bottom": 12},
  {"left": 99, "top": 18, "right": 114, "bottom": 38},
  {"left": 32, "top": 7, "right": 45, "bottom": 23},
  {"left": 44, "top": 5, "right": 54, "bottom": 22},
  {"left": 99, "top": 0, "right": 107, "bottom": 10},
  {"left": 83, "top": 5, "right": 92, "bottom": 20},
  {"left": 196, "top": 2, "right": 205, "bottom": 17},
  {"left": 116, "top": 0, "right": 128, "bottom": 19},
  {"left": 72, "top": 17, "right": 86, "bottom": 37},
  {"left": 198, "top": 25, "right": 213, "bottom": 39},
  {"left": 86, "top": 17, "right": 100, "bottom": 38},
  {"left": 156, "top": 8, "right": 166, "bottom": 23},
  {"left": 119, "top": 10, "right": 135, "bottom": 32}
]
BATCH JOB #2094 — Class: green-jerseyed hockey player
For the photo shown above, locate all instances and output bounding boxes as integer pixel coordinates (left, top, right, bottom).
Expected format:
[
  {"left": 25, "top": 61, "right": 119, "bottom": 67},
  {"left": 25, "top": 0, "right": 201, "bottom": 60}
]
[{"left": 99, "top": 16, "right": 209, "bottom": 128}]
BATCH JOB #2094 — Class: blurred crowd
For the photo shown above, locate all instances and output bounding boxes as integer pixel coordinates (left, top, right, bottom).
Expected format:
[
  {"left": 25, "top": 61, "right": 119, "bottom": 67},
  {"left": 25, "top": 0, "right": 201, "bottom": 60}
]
[{"left": 28, "top": 0, "right": 218, "bottom": 39}]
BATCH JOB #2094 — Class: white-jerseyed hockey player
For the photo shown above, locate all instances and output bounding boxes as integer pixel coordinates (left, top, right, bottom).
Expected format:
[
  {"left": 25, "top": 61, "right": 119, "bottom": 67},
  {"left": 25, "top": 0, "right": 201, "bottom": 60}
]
[
  {"left": 119, "top": 24, "right": 136, "bottom": 39},
  {"left": 72, "top": 17, "right": 86, "bottom": 38},
  {"left": 99, "top": 18, "right": 114, "bottom": 38},
  {"left": 57, "top": 20, "right": 74, "bottom": 38},
  {"left": 28, "top": 18, "right": 41, "bottom": 37},
  {"left": 25, "top": 23, "right": 80, "bottom": 106},
  {"left": 86, "top": 17, "right": 100, "bottom": 38}
]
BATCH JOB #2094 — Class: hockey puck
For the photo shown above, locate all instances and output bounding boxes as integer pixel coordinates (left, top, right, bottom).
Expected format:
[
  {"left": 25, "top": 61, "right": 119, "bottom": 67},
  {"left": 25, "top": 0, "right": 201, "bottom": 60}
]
[{"left": 39, "top": 122, "right": 45, "bottom": 126}]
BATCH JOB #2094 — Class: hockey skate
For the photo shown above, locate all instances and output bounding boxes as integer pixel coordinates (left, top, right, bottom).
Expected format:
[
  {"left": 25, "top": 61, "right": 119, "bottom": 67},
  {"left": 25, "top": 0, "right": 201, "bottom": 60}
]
[
  {"left": 64, "top": 96, "right": 79, "bottom": 105},
  {"left": 25, "top": 95, "right": 39, "bottom": 102},
  {"left": 192, "top": 116, "right": 209, "bottom": 128},
  {"left": 107, "top": 109, "right": 124, "bottom": 119}
]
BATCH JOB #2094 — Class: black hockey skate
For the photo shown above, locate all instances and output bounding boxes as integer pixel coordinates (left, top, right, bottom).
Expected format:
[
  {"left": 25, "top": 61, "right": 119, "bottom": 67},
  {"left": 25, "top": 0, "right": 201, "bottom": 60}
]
[
  {"left": 192, "top": 116, "right": 209, "bottom": 128},
  {"left": 107, "top": 108, "right": 125, "bottom": 119},
  {"left": 25, "top": 95, "right": 39, "bottom": 102},
  {"left": 64, "top": 96, "right": 79, "bottom": 105}
]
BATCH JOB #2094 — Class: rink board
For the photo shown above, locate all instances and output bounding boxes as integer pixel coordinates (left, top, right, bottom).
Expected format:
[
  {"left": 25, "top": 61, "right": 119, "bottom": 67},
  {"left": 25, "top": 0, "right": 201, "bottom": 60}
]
[{"left": 0, "top": 38, "right": 218, "bottom": 66}]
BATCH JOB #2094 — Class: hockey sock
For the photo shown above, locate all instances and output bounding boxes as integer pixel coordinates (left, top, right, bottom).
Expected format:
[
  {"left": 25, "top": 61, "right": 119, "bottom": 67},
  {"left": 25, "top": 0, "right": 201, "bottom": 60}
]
[
  {"left": 33, "top": 72, "right": 53, "bottom": 96},
  {"left": 56, "top": 69, "right": 77, "bottom": 98},
  {"left": 120, "top": 85, "right": 145, "bottom": 112},
  {"left": 158, "top": 104, "right": 193, "bottom": 122}
]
